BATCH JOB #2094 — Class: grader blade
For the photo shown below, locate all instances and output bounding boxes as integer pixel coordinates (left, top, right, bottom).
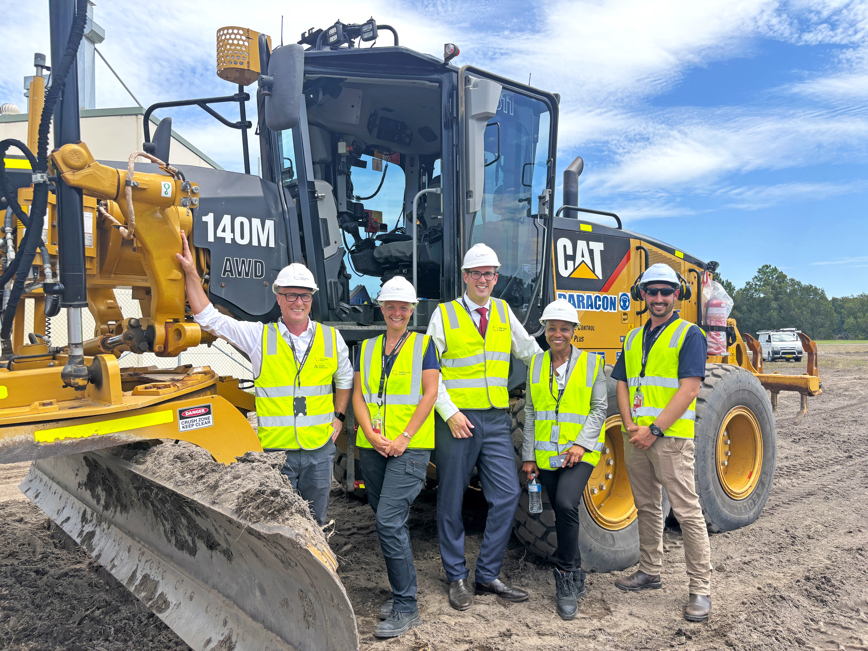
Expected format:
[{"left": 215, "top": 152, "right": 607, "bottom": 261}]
[{"left": 21, "top": 449, "right": 359, "bottom": 651}]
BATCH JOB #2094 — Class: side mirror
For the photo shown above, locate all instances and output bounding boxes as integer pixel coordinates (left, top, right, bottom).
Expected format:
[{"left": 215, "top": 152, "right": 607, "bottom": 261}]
[
  {"left": 464, "top": 76, "right": 502, "bottom": 216},
  {"left": 261, "top": 44, "right": 304, "bottom": 132}
]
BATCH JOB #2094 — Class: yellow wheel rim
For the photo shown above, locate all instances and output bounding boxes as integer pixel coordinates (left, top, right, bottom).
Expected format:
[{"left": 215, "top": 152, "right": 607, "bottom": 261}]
[
  {"left": 716, "top": 406, "right": 763, "bottom": 500},
  {"left": 584, "top": 415, "right": 637, "bottom": 530}
]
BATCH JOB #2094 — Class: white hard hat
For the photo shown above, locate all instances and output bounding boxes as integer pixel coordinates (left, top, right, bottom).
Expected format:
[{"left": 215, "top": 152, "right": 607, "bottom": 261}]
[
  {"left": 462, "top": 243, "right": 501, "bottom": 270},
  {"left": 640, "top": 263, "right": 679, "bottom": 287},
  {"left": 540, "top": 298, "right": 581, "bottom": 326},
  {"left": 377, "top": 276, "right": 418, "bottom": 306},
  {"left": 272, "top": 263, "right": 318, "bottom": 294}
]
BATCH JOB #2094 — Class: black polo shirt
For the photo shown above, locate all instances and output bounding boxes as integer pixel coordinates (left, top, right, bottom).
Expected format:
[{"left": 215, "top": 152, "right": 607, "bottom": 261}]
[{"left": 611, "top": 311, "right": 707, "bottom": 383}]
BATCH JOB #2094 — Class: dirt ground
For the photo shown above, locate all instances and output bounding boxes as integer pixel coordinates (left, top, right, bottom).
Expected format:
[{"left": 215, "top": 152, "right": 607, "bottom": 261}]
[{"left": 2, "top": 343, "right": 867, "bottom": 650}]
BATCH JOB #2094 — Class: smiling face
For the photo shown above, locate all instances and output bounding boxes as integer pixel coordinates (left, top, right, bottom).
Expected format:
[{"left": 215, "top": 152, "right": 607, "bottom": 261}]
[
  {"left": 276, "top": 286, "right": 313, "bottom": 329},
  {"left": 380, "top": 300, "right": 413, "bottom": 335},
  {"left": 641, "top": 282, "right": 679, "bottom": 320},
  {"left": 545, "top": 319, "right": 575, "bottom": 356},
  {"left": 463, "top": 266, "right": 499, "bottom": 304}
]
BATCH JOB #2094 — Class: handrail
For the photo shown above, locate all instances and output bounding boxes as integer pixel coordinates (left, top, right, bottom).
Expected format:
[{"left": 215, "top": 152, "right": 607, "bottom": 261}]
[{"left": 554, "top": 205, "right": 622, "bottom": 229}]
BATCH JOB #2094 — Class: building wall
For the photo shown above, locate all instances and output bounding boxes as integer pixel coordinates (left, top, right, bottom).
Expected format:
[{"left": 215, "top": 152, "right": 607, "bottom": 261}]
[{"left": 0, "top": 108, "right": 221, "bottom": 169}]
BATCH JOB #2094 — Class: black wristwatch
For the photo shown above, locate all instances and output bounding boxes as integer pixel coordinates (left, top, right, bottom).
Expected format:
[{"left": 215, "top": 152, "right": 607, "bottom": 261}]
[
  {"left": 334, "top": 411, "right": 346, "bottom": 422},
  {"left": 650, "top": 423, "right": 664, "bottom": 438}
]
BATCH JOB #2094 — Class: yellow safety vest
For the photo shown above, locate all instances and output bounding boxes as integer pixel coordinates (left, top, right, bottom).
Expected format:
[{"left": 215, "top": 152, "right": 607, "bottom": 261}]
[
  {"left": 622, "top": 318, "right": 702, "bottom": 439},
  {"left": 439, "top": 298, "right": 512, "bottom": 409},
  {"left": 255, "top": 322, "right": 338, "bottom": 450},
  {"left": 530, "top": 350, "right": 605, "bottom": 469},
  {"left": 357, "top": 332, "right": 435, "bottom": 449}
]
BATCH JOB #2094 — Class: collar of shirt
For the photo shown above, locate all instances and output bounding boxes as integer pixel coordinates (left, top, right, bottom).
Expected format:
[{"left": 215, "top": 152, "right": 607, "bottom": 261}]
[
  {"left": 278, "top": 317, "right": 314, "bottom": 342},
  {"left": 644, "top": 310, "right": 680, "bottom": 337},
  {"left": 463, "top": 292, "right": 491, "bottom": 313}
]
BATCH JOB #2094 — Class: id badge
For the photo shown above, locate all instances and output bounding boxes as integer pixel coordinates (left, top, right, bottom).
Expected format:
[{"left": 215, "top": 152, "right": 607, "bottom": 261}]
[
  {"left": 632, "top": 391, "right": 643, "bottom": 418},
  {"left": 549, "top": 454, "right": 567, "bottom": 469},
  {"left": 550, "top": 424, "right": 560, "bottom": 443},
  {"left": 293, "top": 396, "right": 308, "bottom": 417},
  {"left": 372, "top": 418, "right": 382, "bottom": 435}
]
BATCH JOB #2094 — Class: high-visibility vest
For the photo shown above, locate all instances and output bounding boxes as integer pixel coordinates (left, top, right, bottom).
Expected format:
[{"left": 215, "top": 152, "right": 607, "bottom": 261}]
[
  {"left": 529, "top": 349, "right": 605, "bottom": 469},
  {"left": 254, "top": 322, "right": 338, "bottom": 450},
  {"left": 357, "top": 332, "right": 435, "bottom": 449},
  {"left": 622, "top": 318, "right": 703, "bottom": 439},
  {"left": 439, "top": 298, "right": 512, "bottom": 409}
]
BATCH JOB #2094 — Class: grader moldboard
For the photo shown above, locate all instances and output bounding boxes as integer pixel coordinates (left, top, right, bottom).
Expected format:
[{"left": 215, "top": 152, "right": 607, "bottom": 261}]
[{"left": 0, "top": 4, "right": 821, "bottom": 650}]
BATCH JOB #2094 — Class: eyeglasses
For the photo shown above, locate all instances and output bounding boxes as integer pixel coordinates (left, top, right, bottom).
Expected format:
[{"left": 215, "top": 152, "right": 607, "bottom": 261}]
[
  {"left": 278, "top": 292, "right": 313, "bottom": 303},
  {"left": 467, "top": 271, "right": 497, "bottom": 281},
  {"left": 644, "top": 287, "right": 676, "bottom": 297}
]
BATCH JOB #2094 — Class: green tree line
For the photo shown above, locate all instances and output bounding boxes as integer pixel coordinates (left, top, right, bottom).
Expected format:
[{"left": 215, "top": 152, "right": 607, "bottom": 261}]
[{"left": 713, "top": 265, "right": 868, "bottom": 340}]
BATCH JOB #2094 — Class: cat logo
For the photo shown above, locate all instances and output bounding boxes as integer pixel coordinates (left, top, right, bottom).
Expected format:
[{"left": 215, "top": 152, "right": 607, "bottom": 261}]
[{"left": 556, "top": 238, "right": 604, "bottom": 280}]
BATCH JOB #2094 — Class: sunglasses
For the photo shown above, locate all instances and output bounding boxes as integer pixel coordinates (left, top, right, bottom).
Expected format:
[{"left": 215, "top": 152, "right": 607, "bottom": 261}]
[{"left": 644, "top": 287, "right": 676, "bottom": 297}]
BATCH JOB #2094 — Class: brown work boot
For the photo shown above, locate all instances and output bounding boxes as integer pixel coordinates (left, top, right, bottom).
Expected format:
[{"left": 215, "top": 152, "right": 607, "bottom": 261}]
[
  {"left": 684, "top": 594, "right": 711, "bottom": 622},
  {"left": 614, "top": 570, "right": 662, "bottom": 592}
]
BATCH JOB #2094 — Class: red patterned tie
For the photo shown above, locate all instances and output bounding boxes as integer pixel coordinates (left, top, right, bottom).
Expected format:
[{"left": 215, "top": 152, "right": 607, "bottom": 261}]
[{"left": 477, "top": 307, "right": 489, "bottom": 338}]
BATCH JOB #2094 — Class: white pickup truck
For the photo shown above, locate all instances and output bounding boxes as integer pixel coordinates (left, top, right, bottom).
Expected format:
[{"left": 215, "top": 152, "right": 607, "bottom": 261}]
[{"left": 756, "top": 328, "right": 804, "bottom": 362}]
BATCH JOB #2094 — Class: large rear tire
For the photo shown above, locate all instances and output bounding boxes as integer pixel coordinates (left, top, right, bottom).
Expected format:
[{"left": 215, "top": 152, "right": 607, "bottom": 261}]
[
  {"left": 694, "top": 363, "right": 776, "bottom": 532},
  {"left": 512, "top": 367, "right": 667, "bottom": 572}
]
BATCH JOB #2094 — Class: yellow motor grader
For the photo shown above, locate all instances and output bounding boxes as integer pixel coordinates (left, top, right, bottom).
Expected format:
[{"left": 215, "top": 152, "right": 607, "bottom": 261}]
[{"left": 0, "top": 3, "right": 821, "bottom": 649}]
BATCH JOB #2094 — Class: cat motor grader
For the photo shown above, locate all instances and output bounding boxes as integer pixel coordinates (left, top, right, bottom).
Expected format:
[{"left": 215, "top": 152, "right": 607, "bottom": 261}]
[{"left": 1, "top": 4, "right": 821, "bottom": 649}]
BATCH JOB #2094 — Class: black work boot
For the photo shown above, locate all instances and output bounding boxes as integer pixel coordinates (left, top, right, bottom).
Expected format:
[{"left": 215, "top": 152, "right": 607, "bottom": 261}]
[
  {"left": 374, "top": 609, "right": 421, "bottom": 638},
  {"left": 553, "top": 568, "right": 578, "bottom": 620},
  {"left": 573, "top": 568, "right": 588, "bottom": 599},
  {"left": 378, "top": 598, "right": 393, "bottom": 620}
]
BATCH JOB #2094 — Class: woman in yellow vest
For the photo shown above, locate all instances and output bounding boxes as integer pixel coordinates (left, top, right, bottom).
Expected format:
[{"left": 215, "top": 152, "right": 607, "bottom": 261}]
[
  {"left": 352, "top": 276, "right": 439, "bottom": 639},
  {"left": 520, "top": 299, "right": 608, "bottom": 620}
]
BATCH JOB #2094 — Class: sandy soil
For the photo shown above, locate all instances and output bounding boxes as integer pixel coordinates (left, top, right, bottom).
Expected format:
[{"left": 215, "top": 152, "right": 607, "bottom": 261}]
[{"left": 2, "top": 344, "right": 867, "bottom": 650}]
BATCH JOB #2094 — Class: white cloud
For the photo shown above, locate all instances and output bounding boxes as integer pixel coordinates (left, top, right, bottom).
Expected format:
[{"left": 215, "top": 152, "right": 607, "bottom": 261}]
[
  {"left": 721, "top": 179, "right": 868, "bottom": 209},
  {"left": 810, "top": 255, "right": 868, "bottom": 265}
]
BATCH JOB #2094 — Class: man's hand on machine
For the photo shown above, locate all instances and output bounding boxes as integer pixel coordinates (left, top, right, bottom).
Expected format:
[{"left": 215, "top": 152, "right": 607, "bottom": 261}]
[
  {"left": 176, "top": 230, "right": 197, "bottom": 277},
  {"left": 447, "top": 412, "right": 474, "bottom": 438}
]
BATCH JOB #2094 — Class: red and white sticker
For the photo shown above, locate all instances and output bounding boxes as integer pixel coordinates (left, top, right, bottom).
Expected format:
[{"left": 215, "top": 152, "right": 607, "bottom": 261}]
[{"left": 178, "top": 404, "right": 213, "bottom": 432}]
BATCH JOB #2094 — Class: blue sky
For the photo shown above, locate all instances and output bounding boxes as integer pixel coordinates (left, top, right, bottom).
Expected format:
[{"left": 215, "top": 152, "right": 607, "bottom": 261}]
[{"left": 3, "top": 0, "right": 867, "bottom": 296}]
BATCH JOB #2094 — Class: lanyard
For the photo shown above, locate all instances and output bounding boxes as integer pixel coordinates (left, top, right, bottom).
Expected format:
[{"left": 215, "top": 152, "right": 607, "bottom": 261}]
[
  {"left": 284, "top": 319, "right": 316, "bottom": 387},
  {"left": 547, "top": 351, "right": 573, "bottom": 422},
  {"left": 639, "top": 321, "right": 668, "bottom": 382},
  {"left": 376, "top": 330, "right": 410, "bottom": 407}
]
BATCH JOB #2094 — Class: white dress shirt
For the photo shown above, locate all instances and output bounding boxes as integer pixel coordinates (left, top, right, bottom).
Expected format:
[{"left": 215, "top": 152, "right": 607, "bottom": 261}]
[
  {"left": 193, "top": 303, "right": 354, "bottom": 389},
  {"left": 427, "top": 292, "right": 543, "bottom": 419}
]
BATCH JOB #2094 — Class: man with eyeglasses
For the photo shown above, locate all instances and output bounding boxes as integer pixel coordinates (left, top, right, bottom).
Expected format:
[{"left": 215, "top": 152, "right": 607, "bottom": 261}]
[
  {"left": 610, "top": 263, "right": 712, "bottom": 623},
  {"left": 177, "top": 234, "right": 352, "bottom": 525},
  {"left": 426, "top": 243, "right": 542, "bottom": 611}
]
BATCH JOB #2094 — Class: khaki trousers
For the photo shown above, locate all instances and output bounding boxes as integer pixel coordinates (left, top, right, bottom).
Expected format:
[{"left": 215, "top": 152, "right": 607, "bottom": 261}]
[{"left": 622, "top": 434, "right": 712, "bottom": 595}]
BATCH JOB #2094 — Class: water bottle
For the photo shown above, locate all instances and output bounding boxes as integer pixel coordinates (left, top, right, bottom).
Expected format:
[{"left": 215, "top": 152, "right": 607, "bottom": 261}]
[{"left": 528, "top": 474, "right": 543, "bottom": 514}]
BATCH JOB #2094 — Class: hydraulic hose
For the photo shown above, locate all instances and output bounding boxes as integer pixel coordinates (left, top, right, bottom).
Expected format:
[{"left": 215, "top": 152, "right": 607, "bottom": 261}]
[{"left": 0, "top": 0, "right": 88, "bottom": 358}]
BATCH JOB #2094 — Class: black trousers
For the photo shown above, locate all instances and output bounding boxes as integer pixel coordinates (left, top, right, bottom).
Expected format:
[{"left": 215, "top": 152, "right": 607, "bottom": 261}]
[{"left": 537, "top": 461, "right": 595, "bottom": 573}]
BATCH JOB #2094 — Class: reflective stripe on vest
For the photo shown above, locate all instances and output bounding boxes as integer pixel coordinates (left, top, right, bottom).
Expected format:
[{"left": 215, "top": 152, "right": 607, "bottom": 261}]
[
  {"left": 622, "top": 318, "right": 700, "bottom": 439},
  {"left": 254, "top": 322, "right": 337, "bottom": 450},
  {"left": 439, "top": 299, "right": 511, "bottom": 409},
  {"left": 357, "top": 332, "right": 435, "bottom": 449},
  {"left": 529, "top": 350, "right": 605, "bottom": 469}
]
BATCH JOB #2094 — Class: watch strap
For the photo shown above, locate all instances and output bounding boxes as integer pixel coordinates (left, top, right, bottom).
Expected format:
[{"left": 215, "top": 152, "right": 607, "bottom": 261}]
[{"left": 334, "top": 411, "right": 346, "bottom": 422}]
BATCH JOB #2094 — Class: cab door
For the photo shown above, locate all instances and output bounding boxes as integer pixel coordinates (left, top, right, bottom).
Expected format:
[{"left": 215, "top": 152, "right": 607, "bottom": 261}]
[{"left": 458, "top": 66, "right": 559, "bottom": 330}]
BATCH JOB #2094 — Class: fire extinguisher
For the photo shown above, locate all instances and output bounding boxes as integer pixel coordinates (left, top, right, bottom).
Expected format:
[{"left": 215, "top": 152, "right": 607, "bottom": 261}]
[{"left": 705, "top": 298, "right": 728, "bottom": 356}]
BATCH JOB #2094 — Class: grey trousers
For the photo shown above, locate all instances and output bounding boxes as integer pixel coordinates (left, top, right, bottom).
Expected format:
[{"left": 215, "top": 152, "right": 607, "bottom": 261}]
[
  {"left": 280, "top": 439, "right": 336, "bottom": 526},
  {"left": 360, "top": 448, "right": 430, "bottom": 612}
]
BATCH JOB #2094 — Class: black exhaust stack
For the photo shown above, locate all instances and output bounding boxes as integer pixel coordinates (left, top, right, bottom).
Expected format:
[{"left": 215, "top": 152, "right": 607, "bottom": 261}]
[{"left": 562, "top": 156, "right": 584, "bottom": 220}]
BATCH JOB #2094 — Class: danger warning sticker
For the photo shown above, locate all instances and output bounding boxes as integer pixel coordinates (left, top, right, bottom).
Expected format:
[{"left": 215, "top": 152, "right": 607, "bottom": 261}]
[{"left": 178, "top": 404, "right": 213, "bottom": 432}]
